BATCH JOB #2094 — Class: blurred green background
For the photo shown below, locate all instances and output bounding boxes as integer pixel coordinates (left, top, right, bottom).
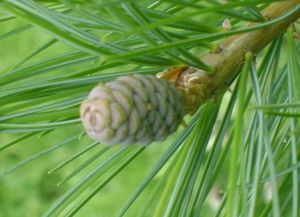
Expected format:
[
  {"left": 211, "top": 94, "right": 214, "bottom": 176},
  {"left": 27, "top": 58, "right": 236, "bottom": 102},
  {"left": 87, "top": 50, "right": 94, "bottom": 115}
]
[{"left": 1, "top": 1, "right": 299, "bottom": 217}]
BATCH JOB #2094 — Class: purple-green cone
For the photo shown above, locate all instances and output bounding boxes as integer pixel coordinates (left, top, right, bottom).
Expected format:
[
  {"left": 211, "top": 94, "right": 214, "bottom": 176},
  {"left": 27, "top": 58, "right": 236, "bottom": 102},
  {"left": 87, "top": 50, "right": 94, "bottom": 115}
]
[{"left": 80, "top": 74, "right": 185, "bottom": 146}]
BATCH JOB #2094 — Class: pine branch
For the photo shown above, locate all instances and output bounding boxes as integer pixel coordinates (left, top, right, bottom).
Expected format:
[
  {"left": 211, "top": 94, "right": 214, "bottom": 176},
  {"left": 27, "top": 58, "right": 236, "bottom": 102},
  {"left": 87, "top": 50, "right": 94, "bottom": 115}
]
[{"left": 161, "top": 0, "right": 300, "bottom": 114}]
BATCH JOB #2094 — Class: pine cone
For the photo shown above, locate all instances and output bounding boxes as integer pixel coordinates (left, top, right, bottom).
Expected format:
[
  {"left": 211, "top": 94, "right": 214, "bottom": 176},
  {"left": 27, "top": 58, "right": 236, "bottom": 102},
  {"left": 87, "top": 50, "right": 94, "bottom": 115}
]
[{"left": 80, "top": 74, "right": 185, "bottom": 146}]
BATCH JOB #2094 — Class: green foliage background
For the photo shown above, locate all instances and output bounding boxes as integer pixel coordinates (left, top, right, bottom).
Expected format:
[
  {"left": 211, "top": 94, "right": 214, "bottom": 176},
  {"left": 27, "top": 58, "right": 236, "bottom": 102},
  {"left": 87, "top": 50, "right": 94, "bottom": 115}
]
[{"left": 0, "top": 1, "right": 300, "bottom": 217}]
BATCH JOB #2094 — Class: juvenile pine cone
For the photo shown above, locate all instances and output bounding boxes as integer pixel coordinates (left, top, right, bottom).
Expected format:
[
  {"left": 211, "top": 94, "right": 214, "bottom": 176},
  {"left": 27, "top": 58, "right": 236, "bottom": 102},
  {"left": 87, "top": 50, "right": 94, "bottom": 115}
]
[{"left": 80, "top": 74, "right": 185, "bottom": 146}]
